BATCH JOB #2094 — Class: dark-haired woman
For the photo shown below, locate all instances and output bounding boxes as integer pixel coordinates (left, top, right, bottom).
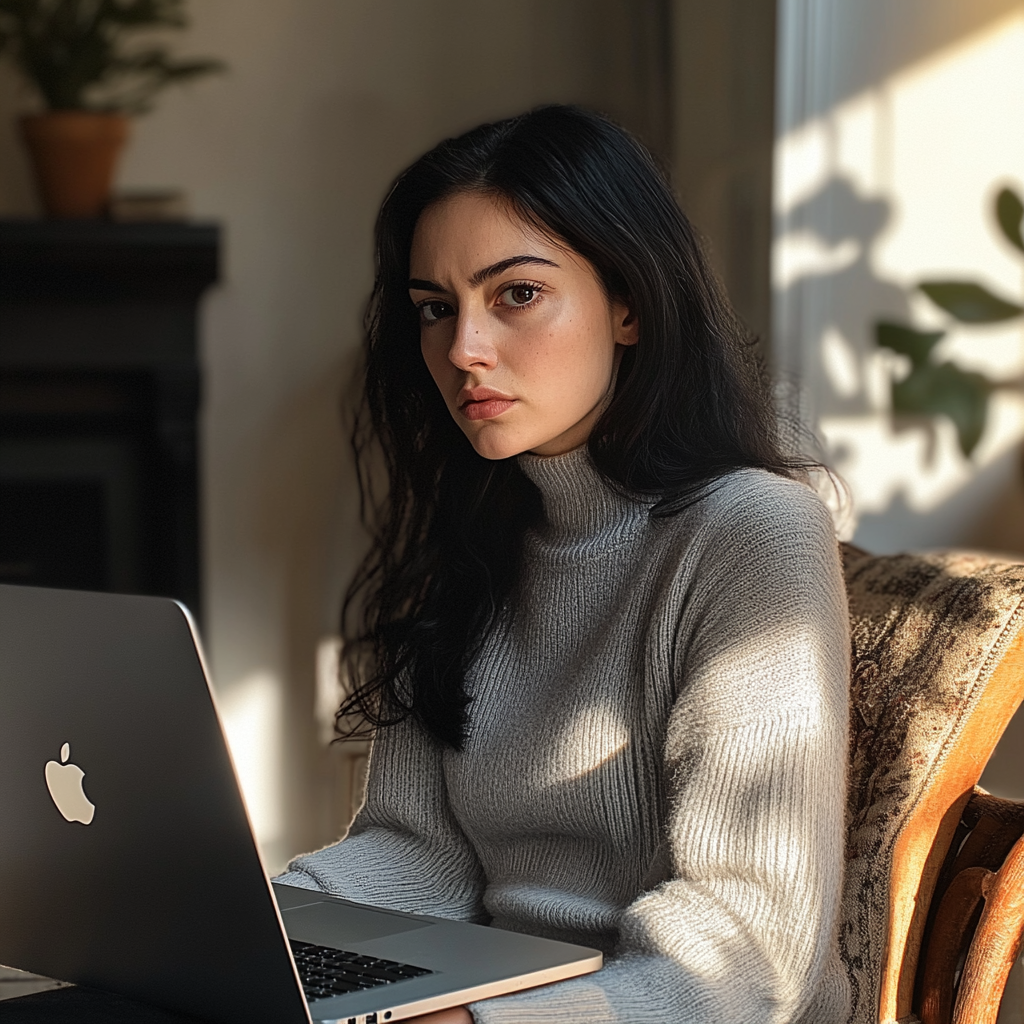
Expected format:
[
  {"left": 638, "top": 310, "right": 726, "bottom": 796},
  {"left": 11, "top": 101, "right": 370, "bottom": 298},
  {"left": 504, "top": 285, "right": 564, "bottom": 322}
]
[{"left": 278, "top": 106, "right": 850, "bottom": 1024}]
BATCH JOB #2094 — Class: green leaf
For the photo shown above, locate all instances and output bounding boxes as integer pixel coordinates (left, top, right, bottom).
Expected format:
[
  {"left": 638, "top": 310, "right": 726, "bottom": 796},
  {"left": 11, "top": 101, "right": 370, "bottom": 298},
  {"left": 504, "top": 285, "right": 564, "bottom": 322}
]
[
  {"left": 0, "top": 0, "right": 222, "bottom": 111},
  {"left": 875, "top": 321, "right": 945, "bottom": 368},
  {"left": 892, "top": 361, "right": 992, "bottom": 456},
  {"left": 996, "top": 187, "right": 1024, "bottom": 254},
  {"left": 919, "top": 280, "right": 1024, "bottom": 323}
]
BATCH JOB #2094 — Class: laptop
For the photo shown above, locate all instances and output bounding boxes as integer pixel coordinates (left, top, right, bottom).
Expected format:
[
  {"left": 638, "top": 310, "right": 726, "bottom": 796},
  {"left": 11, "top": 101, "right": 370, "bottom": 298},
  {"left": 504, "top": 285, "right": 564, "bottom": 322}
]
[{"left": 0, "top": 583, "right": 602, "bottom": 1024}]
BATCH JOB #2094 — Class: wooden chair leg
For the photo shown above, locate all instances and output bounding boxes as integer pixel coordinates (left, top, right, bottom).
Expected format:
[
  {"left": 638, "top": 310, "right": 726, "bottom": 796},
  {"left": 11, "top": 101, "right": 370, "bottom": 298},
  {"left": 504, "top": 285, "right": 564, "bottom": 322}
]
[
  {"left": 919, "top": 867, "right": 990, "bottom": 1024},
  {"left": 953, "top": 833, "right": 1024, "bottom": 1024}
]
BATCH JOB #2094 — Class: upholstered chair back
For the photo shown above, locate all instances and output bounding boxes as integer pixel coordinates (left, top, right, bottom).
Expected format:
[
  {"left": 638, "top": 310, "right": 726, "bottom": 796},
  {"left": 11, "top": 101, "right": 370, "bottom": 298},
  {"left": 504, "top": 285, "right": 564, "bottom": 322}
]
[{"left": 839, "top": 545, "right": 1024, "bottom": 1024}]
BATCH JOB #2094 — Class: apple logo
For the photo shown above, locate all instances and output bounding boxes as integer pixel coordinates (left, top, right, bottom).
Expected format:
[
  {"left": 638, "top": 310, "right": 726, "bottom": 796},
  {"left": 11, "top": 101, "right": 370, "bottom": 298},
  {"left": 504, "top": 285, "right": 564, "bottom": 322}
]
[{"left": 44, "top": 742, "right": 96, "bottom": 825}]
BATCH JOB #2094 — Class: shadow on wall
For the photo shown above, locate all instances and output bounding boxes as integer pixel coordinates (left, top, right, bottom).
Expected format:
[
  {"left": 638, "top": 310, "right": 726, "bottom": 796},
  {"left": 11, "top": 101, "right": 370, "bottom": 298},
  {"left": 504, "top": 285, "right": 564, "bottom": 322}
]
[
  {"left": 780, "top": 176, "right": 904, "bottom": 416},
  {"left": 777, "top": 174, "right": 1024, "bottom": 556}
]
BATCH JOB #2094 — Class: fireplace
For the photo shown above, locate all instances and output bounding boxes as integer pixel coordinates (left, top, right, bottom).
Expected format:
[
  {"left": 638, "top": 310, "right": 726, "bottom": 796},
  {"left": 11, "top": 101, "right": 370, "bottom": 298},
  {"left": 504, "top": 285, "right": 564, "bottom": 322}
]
[{"left": 0, "top": 221, "right": 219, "bottom": 618}]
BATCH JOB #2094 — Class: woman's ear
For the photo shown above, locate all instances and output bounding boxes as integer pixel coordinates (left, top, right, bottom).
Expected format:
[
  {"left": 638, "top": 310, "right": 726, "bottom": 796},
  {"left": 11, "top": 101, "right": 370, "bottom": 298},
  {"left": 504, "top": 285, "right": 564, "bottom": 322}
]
[{"left": 612, "top": 300, "right": 639, "bottom": 348}]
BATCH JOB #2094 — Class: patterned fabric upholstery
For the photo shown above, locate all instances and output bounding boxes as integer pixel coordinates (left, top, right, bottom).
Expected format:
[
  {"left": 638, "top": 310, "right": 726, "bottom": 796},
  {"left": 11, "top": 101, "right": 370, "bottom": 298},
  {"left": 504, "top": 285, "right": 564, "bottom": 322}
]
[{"left": 839, "top": 544, "right": 1024, "bottom": 1024}]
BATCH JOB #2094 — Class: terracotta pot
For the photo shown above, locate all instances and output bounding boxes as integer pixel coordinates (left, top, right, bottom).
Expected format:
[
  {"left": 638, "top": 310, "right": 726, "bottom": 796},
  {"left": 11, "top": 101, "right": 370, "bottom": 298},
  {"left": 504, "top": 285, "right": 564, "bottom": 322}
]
[{"left": 19, "top": 112, "right": 130, "bottom": 218}]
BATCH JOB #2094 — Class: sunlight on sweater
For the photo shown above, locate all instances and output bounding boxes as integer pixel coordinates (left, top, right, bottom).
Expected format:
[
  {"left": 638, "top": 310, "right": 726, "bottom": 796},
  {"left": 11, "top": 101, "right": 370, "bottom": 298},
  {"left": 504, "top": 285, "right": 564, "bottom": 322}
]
[{"left": 550, "top": 703, "right": 630, "bottom": 782}]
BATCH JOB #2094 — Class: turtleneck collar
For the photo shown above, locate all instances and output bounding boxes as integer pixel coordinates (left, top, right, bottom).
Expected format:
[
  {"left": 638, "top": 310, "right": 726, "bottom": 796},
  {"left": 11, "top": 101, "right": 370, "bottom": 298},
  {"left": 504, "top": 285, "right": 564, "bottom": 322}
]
[{"left": 517, "top": 445, "right": 653, "bottom": 560}]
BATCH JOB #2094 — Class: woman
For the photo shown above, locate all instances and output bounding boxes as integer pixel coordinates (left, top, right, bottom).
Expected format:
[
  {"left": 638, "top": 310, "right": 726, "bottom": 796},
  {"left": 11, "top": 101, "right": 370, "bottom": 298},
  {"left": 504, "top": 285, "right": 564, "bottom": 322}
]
[{"left": 278, "top": 105, "right": 851, "bottom": 1024}]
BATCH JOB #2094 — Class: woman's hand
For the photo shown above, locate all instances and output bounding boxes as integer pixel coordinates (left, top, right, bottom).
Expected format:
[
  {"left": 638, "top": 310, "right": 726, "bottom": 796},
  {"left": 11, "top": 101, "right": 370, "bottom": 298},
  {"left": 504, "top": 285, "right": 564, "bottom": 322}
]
[{"left": 408, "top": 1007, "right": 472, "bottom": 1023}]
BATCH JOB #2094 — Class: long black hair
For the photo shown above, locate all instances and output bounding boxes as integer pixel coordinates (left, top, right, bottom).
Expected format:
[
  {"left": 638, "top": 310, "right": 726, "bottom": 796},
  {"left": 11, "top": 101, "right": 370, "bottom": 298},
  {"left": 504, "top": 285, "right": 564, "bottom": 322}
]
[{"left": 337, "top": 104, "right": 813, "bottom": 750}]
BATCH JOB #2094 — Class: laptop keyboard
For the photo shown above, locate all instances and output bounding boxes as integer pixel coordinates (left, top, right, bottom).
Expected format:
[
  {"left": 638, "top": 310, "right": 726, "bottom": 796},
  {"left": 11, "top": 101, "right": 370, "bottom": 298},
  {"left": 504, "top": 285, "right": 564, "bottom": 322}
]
[{"left": 290, "top": 939, "right": 433, "bottom": 1003}]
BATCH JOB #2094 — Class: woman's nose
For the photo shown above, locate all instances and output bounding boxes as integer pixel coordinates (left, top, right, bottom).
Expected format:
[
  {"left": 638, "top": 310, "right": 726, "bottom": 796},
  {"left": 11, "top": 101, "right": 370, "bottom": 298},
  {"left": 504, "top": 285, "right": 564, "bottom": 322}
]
[{"left": 448, "top": 311, "right": 497, "bottom": 371}]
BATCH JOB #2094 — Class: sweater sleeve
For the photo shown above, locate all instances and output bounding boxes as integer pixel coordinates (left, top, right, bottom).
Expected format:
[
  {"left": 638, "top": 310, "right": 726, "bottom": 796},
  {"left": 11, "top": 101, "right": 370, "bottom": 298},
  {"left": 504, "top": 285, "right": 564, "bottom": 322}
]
[
  {"left": 276, "top": 711, "right": 487, "bottom": 922},
  {"left": 469, "top": 477, "right": 851, "bottom": 1024}
]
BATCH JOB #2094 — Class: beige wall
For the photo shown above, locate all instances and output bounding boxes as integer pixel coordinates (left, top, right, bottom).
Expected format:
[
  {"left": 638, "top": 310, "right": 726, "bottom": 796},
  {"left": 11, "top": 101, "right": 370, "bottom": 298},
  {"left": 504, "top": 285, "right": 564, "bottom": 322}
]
[
  {"left": 0, "top": 0, "right": 670, "bottom": 871},
  {"left": 670, "top": 0, "right": 777, "bottom": 346}
]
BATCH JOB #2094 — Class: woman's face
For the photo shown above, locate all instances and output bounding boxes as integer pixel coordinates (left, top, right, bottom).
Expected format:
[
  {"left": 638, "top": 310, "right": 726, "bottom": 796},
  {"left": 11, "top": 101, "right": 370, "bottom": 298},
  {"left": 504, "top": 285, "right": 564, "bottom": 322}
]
[{"left": 409, "top": 192, "right": 637, "bottom": 460}]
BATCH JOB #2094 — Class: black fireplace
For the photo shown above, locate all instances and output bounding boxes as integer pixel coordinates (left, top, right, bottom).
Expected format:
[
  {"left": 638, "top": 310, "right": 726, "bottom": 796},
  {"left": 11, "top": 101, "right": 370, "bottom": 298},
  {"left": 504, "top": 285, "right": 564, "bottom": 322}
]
[{"left": 0, "top": 220, "right": 219, "bottom": 618}]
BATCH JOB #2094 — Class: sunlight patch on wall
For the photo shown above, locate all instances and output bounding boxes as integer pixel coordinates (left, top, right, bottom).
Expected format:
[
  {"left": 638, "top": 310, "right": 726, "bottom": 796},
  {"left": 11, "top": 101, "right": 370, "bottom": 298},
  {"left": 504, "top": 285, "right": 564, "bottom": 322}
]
[
  {"left": 821, "top": 327, "right": 862, "bottom": 398},
  {"left": 315, "top": 635, "right": 344, "bottom": 745},
  {"left": 823, "top": 393, "right": 1024, "bottom": 516},
  {"left": 219, "top": 670, "right": 283, "bottom": 848}
]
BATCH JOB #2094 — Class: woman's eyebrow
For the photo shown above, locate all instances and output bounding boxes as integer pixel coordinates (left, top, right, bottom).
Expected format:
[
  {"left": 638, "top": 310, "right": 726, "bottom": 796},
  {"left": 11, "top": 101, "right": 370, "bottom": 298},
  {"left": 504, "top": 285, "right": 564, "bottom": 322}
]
[
  {"left": 408, "top": 277, "right": 444, "bottom": 292},
  {"left": 408, "top": 254, "right": 559, "bottom": 293},
  {"left": 468, "top": 254, "right": 558, "bottom": 287}
]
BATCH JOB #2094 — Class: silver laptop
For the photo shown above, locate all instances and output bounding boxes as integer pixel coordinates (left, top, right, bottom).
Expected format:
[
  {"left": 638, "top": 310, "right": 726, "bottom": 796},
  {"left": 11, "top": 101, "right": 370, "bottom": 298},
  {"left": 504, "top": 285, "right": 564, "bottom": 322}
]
[{"left": 0, "top": 583, "right": 602, "bottom": 1024}]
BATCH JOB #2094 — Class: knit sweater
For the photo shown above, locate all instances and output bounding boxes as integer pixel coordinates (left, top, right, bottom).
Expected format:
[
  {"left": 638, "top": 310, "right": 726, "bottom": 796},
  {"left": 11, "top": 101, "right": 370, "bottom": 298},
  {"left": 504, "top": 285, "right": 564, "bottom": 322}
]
[{"left": 279, "top": 446, "right": 852, "bottom": 1023}]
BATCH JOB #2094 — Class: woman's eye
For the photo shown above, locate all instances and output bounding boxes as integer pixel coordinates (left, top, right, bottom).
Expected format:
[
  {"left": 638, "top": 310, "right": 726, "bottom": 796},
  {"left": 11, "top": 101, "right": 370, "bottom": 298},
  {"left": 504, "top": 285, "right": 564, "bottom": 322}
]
[
  {"left": 500, "top": 284, "right": 540, "bottom": 307},
  {"left": 419, "top": 300, "right": 454, "bottom": 323}
]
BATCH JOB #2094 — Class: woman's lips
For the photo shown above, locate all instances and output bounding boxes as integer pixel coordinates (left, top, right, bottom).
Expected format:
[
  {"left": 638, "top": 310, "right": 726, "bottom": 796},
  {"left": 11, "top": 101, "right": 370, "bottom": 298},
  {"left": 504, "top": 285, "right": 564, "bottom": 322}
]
[
  {"left": 461, "top": 397, "right": 516, "bottom": 421},
  {"left": 458, "top": 387, "right": 516, "bottom": 421}
]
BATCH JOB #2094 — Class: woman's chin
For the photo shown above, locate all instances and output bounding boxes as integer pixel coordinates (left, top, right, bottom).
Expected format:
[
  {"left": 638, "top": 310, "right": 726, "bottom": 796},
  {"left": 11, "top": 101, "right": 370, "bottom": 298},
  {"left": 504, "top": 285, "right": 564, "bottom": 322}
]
[
  {"left": 469, "top": 438, "right": 527, "bottom": 461},
  {"left": 464, "top": 426, "right": 534, "bottom": 462},
  {"left": 466, "top": 426, "right": 591, "bottom": 461}
]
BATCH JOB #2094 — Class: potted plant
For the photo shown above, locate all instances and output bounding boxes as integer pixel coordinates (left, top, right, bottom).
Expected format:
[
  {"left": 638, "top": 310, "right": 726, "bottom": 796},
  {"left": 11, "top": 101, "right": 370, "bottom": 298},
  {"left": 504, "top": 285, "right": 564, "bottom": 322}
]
[{"left": 0, "top": 0, "right": 223, "bottom": 218}]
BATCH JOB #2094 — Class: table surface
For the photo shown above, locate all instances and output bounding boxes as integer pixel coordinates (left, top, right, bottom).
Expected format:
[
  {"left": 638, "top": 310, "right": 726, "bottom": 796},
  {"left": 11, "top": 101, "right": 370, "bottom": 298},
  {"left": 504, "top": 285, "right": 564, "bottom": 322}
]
[{"left": 0, "top": 968, "right": 206, "bottom": 1021}]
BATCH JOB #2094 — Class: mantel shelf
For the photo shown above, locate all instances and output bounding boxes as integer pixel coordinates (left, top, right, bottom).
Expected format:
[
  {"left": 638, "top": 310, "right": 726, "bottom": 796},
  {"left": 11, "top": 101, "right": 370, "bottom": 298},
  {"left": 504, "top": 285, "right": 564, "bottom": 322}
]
[{"left": 0, "top": 219, "right": 220, "bottom": 302}]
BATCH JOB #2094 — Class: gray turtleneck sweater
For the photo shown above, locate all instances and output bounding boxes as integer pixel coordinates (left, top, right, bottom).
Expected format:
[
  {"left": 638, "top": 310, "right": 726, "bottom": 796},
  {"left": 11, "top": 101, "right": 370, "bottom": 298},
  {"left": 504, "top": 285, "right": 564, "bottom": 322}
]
[{"left": 279, "top": 447, "right": 851, "bottom": 1023}]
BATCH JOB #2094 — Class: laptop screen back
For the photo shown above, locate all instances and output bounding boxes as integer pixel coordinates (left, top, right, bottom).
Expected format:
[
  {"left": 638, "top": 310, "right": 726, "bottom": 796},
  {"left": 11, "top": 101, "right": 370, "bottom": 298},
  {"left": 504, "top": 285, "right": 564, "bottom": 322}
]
[{"left": 0, "top": 584, "right": 309, "bottom": 1024}]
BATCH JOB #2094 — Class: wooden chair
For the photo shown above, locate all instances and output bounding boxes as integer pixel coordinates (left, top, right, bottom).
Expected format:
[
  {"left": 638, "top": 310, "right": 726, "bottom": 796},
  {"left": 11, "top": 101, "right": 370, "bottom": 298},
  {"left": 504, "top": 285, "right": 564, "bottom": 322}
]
[{"left": 840, "top": 544, "right": 1024, "bottom": 1024}]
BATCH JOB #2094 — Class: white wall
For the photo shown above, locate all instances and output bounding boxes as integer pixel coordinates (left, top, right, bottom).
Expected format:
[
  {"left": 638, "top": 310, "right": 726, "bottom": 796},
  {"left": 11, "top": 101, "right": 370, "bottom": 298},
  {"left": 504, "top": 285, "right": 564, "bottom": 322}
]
[
  {"left": 773, "top": 0, "right": 1024, "bottom": 818},
  {"left": 0, "top": 0, "right": 668, "bottom": 871},
  {"left": 774, "top": 0, "right": 1024, "bottom": 556}
]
